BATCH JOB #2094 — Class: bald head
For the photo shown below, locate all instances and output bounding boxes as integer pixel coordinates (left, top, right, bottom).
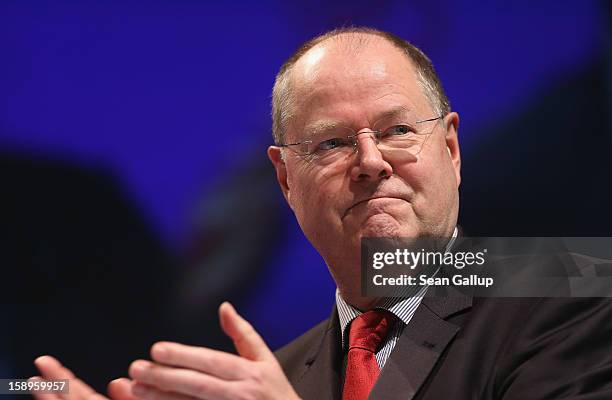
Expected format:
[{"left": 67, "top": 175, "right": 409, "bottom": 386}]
[{"left": 271, "top": 28, "right": 450, "bottom": 145}]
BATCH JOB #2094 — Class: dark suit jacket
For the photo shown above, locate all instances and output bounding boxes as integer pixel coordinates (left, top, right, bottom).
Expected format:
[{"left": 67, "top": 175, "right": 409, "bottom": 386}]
[{"left": 276, "top": 286, "right": 612, "bottom": 399}]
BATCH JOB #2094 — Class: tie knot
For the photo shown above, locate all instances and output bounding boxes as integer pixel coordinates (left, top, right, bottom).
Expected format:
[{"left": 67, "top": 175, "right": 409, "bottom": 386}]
[{"left": 348, "top": 309, "right": 396, "bottom": 353}]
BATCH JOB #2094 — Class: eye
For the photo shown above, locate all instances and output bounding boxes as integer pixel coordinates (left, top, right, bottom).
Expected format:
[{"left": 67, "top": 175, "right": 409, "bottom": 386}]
[
  {"left": 385, "top": 124, "right": 412, "bottom": 136},
  {"left": 316, "top": 137, "right": 348, "bottom": 151}
]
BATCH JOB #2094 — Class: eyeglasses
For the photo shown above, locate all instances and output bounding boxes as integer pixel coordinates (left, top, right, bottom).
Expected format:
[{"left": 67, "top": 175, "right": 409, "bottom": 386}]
[{"left": 279, "top": 114, "right": 445, "bottom": 163}]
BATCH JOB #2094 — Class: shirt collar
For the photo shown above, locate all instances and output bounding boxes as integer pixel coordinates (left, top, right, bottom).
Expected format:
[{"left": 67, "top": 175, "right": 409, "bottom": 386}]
[{"left": 335, "top": 226, "right": 458, "bottom": 346}]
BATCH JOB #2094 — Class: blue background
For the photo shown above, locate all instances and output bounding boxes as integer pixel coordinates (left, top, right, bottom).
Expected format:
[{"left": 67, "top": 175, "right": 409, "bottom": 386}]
[{"left": 1, "top": 0, "right": 611, "bottom": 391}]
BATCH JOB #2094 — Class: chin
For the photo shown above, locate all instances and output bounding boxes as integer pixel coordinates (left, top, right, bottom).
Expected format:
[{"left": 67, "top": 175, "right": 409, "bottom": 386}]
[{"left": 357, "top": 214, "right": 413, "bottom": 238}]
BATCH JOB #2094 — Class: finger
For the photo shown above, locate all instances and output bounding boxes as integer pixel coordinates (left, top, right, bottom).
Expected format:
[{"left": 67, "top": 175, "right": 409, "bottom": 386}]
[
  {"left": 34, "top": 356, "right": 75, "bottom": 380},
  {"left": 150, "top": 342, "right": 250, "bottom": 380},
  {"left": 29, "top": 377, "right": 62, "bottom": 400},
  {"left": 28, "top": 375, "right": 101, "bottom": 400},
  {"left": 34, "top": 355, "right": 97, "bottom": 400},
  {"left": 218, "top": 302, "right": 272, "bottom": 361},
  {"left": 129, "top": 360, "right": 232, "bottom": 400},
  {"left": 88, "top": 394, "right": 110, "bottom": 400},
  {"left": 132, "top": 383, "right": 197, "bottom": 400},
  {"left": 108, "top": 378, "right": 138, "bottom": 400}
]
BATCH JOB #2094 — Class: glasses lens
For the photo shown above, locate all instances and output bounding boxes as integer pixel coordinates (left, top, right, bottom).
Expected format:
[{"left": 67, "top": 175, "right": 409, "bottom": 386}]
[
  {"left": 308, "top": 126, "right": 356, "bottom": 155},
  {"left": 293, "top": 114, "right": 441, "bottom": 161}
]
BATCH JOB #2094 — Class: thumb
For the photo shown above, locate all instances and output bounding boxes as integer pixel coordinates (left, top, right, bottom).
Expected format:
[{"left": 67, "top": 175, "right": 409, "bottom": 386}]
[
  {"left": 219, "top": 302, "right": 273, "bottom": 361},
  {"left": 108, "top": 378, "right": 138, "bottom": 400}
]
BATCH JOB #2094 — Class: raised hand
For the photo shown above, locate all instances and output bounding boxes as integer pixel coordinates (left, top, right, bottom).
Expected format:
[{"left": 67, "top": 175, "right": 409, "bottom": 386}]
[
  {"left": 32, "top": 356, "right": 136, "bottom": 400},
  {"left": 128, "top": 302, "right": 300, "bottom": 400}
]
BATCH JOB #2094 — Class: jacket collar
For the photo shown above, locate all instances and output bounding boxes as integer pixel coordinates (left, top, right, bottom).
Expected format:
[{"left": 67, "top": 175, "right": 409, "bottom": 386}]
[{"left": 295, "top": 284, "right": 472, "bottom": 400}]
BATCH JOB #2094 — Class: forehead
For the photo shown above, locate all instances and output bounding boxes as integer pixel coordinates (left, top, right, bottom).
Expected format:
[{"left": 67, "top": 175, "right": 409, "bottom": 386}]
[{"left": 288, "top": 35, "right": 430, "bottom": 137}]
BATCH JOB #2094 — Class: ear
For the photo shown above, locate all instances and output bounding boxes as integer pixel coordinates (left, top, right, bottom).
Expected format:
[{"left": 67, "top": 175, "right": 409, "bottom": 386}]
[
  {"left": 267, "top": 146, "right": 292, "bottom": 204},
  {"left": 444, "top": 112, "right": 461, "bottom": 187}
]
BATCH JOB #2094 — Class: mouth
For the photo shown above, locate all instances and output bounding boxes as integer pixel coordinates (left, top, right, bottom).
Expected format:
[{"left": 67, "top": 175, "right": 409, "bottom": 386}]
[{"left": 342, "top": 196, "right": 408, "bottom": 219}]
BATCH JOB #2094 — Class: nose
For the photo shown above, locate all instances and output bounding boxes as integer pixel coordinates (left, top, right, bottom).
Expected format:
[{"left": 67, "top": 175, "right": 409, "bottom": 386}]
[{"left": 349, "top": 130, "right": 393, "bottom": 182}]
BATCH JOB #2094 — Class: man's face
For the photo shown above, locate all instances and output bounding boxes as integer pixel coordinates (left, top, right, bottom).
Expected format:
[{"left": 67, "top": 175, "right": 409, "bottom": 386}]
[{"left": 268, "top": 36, "right": 461, "bottom": 284}]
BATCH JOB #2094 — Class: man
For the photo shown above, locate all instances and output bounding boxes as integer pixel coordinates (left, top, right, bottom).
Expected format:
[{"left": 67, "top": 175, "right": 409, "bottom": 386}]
[{"left": 33, "top": 27, "right": 612, "bottom": 400}]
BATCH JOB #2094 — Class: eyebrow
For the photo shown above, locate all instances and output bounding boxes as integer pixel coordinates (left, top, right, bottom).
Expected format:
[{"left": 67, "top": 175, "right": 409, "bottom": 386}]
[{"left": 303, "top": 120, "right": 344, "bottom": 137}]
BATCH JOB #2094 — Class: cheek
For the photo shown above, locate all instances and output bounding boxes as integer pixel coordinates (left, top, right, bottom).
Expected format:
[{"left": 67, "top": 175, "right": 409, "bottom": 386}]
[
  {"left": 396, "top": 147, "right": 457, "bottom": 205},
  {"left": 287, "top": 164, "right": 346, "bottom": 224}
]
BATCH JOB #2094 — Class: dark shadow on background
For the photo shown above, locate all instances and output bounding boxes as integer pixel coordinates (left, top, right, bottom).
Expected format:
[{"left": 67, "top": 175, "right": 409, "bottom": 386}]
[
  {"left": 0, "top": 149, "right": 178, "bottom": 391},
  {"left": 460, "top": 56, "right": 612, "bottom": 236},
  {"left": 0, "top": 146, "right": 287, "bottom": 392}
]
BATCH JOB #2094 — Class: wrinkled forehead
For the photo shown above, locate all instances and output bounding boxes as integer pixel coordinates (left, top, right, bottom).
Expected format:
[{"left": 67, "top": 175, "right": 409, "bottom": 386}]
[{"left": 288, "top": 35, "right": 430, "bottom": 136}]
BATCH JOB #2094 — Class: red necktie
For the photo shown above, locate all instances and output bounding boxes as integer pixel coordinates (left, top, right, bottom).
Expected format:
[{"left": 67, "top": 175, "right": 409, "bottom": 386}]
[{"left": 342, "top": 310, "right": 396, "bottom": 400}]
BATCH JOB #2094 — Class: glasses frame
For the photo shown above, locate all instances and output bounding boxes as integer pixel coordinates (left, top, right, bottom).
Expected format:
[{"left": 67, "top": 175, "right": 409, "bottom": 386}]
[{"left": 278, "top": 114, "right": 445, "bottom": 158}]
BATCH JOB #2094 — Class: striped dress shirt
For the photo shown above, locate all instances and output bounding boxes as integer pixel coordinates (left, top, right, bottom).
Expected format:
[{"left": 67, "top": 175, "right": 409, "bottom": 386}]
[{"left": 336, "top": 227, "right": 458, "bottom": 369}]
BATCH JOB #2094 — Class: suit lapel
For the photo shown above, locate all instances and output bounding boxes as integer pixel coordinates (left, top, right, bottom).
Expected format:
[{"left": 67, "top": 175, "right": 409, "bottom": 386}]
[
  {"left": 293, "top": 284, "right": 472, "bottom": 400},
  {"left": 369, "top": 287, "right": 472, "bottom": 400},
  {"left": 293, "top": 306, "right": 343, "bottom": 400}
]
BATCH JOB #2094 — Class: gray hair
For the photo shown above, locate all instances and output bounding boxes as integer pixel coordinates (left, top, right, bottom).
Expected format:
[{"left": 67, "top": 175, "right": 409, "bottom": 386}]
[{"left": 271, "top": 27, "right": 451, "bottom": 145}]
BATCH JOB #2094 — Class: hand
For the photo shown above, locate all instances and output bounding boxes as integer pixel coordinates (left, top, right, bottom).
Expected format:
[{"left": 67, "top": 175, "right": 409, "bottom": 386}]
[
  {"left": 32, "top": 355, "right": 137, "bottom": 400},
  {"left": 128, "top": 302, "right": 300, "bottom": 400}
]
